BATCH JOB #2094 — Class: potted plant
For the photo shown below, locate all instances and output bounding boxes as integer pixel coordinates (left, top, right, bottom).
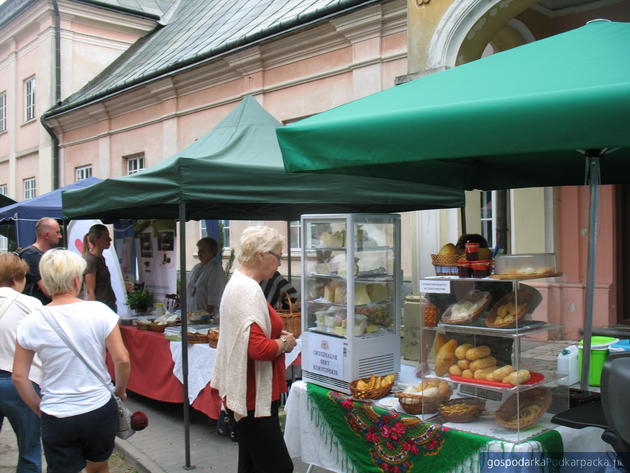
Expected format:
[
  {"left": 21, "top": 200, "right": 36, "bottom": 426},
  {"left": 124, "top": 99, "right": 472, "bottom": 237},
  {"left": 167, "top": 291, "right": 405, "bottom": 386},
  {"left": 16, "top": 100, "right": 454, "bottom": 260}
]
[{"left": 126, "top": 289, "right": 155, "bottom": 314}]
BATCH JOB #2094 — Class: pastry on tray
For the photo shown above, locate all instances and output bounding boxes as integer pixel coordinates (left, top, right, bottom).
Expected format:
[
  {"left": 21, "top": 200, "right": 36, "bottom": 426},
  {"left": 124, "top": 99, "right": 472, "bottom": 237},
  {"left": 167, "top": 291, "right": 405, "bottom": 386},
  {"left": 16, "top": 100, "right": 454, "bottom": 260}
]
[
  {"left": 441, "top": 290, "right": 491, "bottom": 325},
  {"left": 396, "top": 379, "right": 452, "bottom": 415},
  {"left": 495, "top": 387, "right": 552, "bottom": 430},
  {"left": 437, "top": 397, "right": 485, "bottom": 423},
  {"left": 485, "top": 285, "right": 542, "bottom": 328}
]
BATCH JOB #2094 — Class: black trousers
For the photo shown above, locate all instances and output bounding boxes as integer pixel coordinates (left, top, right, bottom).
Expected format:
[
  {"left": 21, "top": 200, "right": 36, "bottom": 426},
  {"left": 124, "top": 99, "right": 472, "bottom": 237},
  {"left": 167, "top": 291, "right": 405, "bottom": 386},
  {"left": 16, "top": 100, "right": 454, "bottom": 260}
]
[{"left": 234, "top": 400, "right": 293, "bottom": 473}]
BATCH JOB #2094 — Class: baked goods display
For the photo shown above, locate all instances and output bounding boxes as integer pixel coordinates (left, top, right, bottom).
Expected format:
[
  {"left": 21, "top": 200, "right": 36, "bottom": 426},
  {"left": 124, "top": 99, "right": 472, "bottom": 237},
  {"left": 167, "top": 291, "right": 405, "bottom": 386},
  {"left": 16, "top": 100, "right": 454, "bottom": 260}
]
[
  {"left": 350, "top": 374, "right": 396, "bottom": 400},
  {"left": 440, "top": 290, "right": 491, "bottom": 325},
  {"left": 495, "top": 388, "right": 552, "bottom": 430},
  {"left": 437, "top": 398, "right": 486, "bottom": 423},
  {"left": 485, "top": 286, "right": 542, "bottom": 328},
  {"left": 396, "top": 379, "right": 452, "bottom": 414}
]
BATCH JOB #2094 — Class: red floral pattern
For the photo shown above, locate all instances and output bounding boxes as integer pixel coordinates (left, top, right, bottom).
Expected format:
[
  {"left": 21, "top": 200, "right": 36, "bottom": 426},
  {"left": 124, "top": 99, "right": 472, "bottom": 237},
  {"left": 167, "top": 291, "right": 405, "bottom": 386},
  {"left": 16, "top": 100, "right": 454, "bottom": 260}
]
[{"left": 329, "top": 390, "right": 446, "bottom": 473}]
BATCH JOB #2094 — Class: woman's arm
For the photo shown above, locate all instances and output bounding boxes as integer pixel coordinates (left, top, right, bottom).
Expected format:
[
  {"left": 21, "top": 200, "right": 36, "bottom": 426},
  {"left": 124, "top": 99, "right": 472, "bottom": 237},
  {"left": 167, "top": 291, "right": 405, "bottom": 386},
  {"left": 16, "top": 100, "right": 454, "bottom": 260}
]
[
  {"left": 248, "top": 324, "right": 297, "bottom": 360},
  {"left": 106, "top": 326, "right": 131, "bottom": 400},
  {"left": 84, "top": 273, "right": 97, "bottom": 301},
  {"left": 12, "top": 342, "right": 41, "bottom": 417}
]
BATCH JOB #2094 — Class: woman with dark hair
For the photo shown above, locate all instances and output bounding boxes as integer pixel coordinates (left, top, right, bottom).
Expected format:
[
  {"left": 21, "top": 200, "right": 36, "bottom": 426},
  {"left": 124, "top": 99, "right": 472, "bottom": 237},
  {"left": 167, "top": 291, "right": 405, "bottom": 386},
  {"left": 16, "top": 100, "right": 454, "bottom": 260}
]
[
  {"left": 83, "top": 224, "right": 117, "bottom": 312},
  {"left": 0, "top": 252, "right": 43, "bottom": 473}
]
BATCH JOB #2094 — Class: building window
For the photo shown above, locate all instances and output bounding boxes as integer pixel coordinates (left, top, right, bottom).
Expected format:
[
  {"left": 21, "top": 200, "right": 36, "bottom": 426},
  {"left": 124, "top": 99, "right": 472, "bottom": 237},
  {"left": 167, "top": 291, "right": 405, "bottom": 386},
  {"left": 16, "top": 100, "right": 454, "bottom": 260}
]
[
  {"left": 0, "top": 184, "right": 6, "bottom": 250},
  {"left": 75, "top": 165, "right": 92, "bottom": 181},
  {"left": 0, "top": 91, "right": 6, "bottom": 132},
  {"left": 289, "top": 220, "right": 301, "bottom": 250},
  {"left": 125, "top": 154, "right": 145, "bottom": 175},
  {"left": 24, "top": 76, "right": 36, "bottom": 122},
  {"left": 200, "top": 220, "right": 231, "bottom": 249},
  {"left": 23, "top": 177, "right": 36, "bottom": 199},
  {"left": 220, "top": 220, "right": 230, "bottom": 248},
  {"left": 0, "top": 184, "right": 6, "bottom": 196}
]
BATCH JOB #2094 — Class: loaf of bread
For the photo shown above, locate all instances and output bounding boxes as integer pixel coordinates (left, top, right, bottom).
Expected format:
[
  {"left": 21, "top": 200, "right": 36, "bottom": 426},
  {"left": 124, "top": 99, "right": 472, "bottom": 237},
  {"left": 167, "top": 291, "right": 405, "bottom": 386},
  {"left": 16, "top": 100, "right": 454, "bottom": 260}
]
[
  {"left": 470, "top": 356, "right": 497, "bottom": 371},
  {"left": 461, "top": 369, "right": 473, "bottom": 378},
  {"left": 455, "top": 344, "right": 473, "bottom": 360},
  {"left": 434, "top": 333, "right": 448, "bottom": 356},
  {"left": 474, "top": 366, "right": 497, "bottom": 379},
  {"left": 457, "top": 359, "right": 470, "bottom": 370},
  {"left": 435, "top": 339, "right": 458, "bottom": 376},
  {"left": 487, "top": 365, "right": 515, "bottom": 381},
  {"left": 449, "top": 364, "right": 462, "bottom": 376},
  {"left": 465, "top": 345, "right": 491, "bottom": 361},
  {"left": 502, "top": 369, "right": 531, "bottom": 385}
]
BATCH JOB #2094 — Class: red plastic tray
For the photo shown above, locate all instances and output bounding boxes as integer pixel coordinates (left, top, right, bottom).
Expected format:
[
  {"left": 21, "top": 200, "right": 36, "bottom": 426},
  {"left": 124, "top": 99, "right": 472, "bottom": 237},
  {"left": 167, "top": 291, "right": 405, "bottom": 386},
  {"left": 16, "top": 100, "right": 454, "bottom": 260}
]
[{"left": 449, "top": 371, "right": 544, "bottom": 388}]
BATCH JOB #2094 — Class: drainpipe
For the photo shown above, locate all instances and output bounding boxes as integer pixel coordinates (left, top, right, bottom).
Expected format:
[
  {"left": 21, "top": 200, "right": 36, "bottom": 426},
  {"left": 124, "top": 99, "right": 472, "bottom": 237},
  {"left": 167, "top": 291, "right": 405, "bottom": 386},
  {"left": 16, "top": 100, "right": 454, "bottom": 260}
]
[{"left": 41, "top": 0, "right": 62, "bottom": 189}]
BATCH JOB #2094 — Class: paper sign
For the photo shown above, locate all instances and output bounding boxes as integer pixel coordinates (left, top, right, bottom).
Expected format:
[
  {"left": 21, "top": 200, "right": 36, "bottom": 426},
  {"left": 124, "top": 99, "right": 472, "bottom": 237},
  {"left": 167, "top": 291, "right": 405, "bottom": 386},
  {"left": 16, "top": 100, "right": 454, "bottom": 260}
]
[
  {"left": 419, "top": 279, "right": 451, "bottom": 294},
  {"left": 306, "top": 333, "right": 345, "bottom": 380}
]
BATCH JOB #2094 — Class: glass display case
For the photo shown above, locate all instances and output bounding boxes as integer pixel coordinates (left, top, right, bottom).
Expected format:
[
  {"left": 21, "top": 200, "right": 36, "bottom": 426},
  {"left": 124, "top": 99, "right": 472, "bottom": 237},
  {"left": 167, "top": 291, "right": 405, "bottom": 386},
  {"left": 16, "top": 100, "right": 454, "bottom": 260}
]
[
  {"left": 300, "top": 213, "right": 401, "bottom": 393},
  {"left": 411, "top": 276, "right": 570, "bottom": 442}
]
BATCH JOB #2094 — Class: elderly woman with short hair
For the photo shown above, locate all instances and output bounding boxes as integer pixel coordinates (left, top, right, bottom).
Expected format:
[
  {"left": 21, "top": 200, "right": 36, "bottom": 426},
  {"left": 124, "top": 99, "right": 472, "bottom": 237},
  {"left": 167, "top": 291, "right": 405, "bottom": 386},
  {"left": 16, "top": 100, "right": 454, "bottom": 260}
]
[
  {"left": 0, "top": 252, "right": 43, "bottom": 473},
  {"left": 212, "top": 226, "right": 297, "bottom": 473},
  {"left": 12, "top": 249, "right": 130, "bottom": 473}
]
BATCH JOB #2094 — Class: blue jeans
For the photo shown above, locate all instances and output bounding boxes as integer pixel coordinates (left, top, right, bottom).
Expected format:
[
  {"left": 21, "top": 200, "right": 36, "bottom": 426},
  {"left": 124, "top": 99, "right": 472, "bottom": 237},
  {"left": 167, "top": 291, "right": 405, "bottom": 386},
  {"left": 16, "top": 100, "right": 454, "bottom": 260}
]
[{"left": 0, "top": 370, "right": 42, "bottom": 473}]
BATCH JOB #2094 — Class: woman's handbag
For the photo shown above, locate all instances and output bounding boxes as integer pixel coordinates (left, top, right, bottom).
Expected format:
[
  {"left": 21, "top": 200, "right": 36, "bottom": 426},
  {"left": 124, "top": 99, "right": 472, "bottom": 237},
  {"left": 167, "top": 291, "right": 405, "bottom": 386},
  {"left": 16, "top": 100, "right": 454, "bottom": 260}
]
[{"left": 39, "top": 307, "right": 136, "bottom": 439}]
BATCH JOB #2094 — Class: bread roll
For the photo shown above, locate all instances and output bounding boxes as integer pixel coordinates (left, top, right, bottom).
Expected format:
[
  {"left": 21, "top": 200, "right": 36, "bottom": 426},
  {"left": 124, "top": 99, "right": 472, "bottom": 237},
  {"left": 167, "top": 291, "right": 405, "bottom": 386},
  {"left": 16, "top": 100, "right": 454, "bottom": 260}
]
[
  {"left": 434, "top": 333, "right": 448, "bottom": 356},
  {"left": 457, "top": 359, "right": 470, "bottom": 370},
  {"left": 487, "top": 365, "right": 515, "bottom": 382},
  {"left": 470, "top": 356, "right": 497, "bottom": 371},
  {"left": 435, "top": 339, "right": 458, "bottom": 376},
  {"left": 462, "top": 369, "right": 473, "bottom": 378},
  {"left": 455, "top": 344, "right": 473, "bottom": 360},
  {"left": 502, "top": 369, "right": 531, "bottom": 385},
  {"left": 474, "top": 366, "right": 497, "bottom": 379},
  {"left": 449, "top": 364, "right": 462, "bottom": 376},
  {"left": 465, "top": 345, "right": 491, "bottom": 361}
]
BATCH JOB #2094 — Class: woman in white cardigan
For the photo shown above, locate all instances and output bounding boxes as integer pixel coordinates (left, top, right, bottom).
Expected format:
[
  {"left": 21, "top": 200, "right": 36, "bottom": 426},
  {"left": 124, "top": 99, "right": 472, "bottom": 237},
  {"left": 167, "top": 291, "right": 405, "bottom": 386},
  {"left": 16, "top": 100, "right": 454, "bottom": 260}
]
[{"left": 212, "top": 226, "right": 297, "bottom": 473}]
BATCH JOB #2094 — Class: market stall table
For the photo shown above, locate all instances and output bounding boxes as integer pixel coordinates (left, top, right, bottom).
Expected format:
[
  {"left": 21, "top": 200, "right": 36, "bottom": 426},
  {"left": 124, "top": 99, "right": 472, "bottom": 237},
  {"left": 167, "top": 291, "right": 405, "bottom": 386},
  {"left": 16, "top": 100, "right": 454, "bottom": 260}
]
[
  {"left": 107, "top": 325, "right": 222, "bottom": 419},
  {"left": 108, "top": 325, "right": 303, "bottom": 420},
  {"left": 284, "top": 379, "right": 618, "bottom": 473}
]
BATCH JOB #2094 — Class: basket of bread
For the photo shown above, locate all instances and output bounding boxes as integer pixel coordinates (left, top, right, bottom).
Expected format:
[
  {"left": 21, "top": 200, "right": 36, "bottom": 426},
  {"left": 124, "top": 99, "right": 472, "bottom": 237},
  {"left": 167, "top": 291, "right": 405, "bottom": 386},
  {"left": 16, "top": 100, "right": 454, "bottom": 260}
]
[
  {"left": 437, "top": 397, "right": 486, "bottom": 423},
  {"left": 350, "top": 373, "right": 396, "bottom": 400},
  {"left": 431, "top": 243, "right": 460, "bottom": 276},
  {"left": 485, "top": 285, "right": 542, "bottom": 328},
  {"left": 440, "top": 290, "right": 492, "bottom": 325},
  {"left": 495, "top": 387, "right": 552, "bottom": 430},
  {"left": 395, "top": 379, "right": 452, "bottom": 415}
]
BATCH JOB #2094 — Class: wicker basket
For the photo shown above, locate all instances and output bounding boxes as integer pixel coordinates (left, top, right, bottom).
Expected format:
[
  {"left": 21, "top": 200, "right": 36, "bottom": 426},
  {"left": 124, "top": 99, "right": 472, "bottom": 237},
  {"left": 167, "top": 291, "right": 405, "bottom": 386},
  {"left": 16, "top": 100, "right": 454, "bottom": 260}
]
[
  {"left": 495, "top": 387, "right": 552, "bottom": 430},
  {"left": 349, "top": 375, "right": 395, "bottom": 400},
  {"left": 437, "top": 398, "right": 485, "bottom": 422},
  {"left": 396, "top": 393, "right": 441, "bottom": 415},
  {"left": 148, "top": 323, "right": 167, "bottom": 333},
  {"left": 186, "top": 333, "right": 209, "bottom": 344},
  {"left": 277, "top": 293, "right": 301, "bottom": 338},
  {"left": 431, "top": 254, "right": 460, "bottom": 276},
  {"left": 208, "top": 329, "right": 219, "bottom": 348}
]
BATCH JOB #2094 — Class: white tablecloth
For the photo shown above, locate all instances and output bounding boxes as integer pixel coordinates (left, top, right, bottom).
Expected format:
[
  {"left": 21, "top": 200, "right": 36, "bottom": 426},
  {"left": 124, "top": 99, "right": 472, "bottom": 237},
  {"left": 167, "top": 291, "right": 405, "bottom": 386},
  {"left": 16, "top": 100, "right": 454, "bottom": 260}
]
[
  {"left": 284, "top": 380, "right": 617, "bottom": 473},
  {"left": 170, "top": 339, "right": 302, "bottom": 403}
]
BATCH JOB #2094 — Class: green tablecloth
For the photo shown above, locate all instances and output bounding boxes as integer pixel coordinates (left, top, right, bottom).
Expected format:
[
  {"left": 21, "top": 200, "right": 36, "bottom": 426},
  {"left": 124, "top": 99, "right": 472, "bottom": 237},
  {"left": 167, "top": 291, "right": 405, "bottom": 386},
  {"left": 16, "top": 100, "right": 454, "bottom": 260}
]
[{"left": 307, "top": 383, "right": 563, "bottom": 473}]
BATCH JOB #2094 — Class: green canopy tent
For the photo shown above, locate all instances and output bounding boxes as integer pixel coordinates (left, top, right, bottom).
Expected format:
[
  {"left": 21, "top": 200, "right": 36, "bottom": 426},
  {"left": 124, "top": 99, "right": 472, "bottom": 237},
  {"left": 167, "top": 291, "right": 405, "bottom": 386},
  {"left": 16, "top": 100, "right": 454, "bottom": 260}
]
[
  {"left": 278, "top": 20, "right": 630, "bottom": 390},
  {"left": 62, "top": 95, "right": 463, "bottom": 467}
]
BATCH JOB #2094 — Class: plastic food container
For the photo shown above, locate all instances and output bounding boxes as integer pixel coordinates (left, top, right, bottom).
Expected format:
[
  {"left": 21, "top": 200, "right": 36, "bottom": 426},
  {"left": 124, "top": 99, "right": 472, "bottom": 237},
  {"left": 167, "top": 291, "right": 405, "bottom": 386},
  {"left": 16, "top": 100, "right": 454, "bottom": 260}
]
[
  {"left": 494, "top": 253, "right": 556, "bottom": 277},
  {"left": 578, "top": 336, "right": 619, "bottom": 386}
]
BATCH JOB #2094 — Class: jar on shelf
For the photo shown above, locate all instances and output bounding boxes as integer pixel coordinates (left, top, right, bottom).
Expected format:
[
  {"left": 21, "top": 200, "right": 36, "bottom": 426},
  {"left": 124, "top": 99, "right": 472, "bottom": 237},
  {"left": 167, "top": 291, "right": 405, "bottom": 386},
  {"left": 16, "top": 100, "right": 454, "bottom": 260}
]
[{"left": 423, "top": 302, "right": 438, "bottom": 327}]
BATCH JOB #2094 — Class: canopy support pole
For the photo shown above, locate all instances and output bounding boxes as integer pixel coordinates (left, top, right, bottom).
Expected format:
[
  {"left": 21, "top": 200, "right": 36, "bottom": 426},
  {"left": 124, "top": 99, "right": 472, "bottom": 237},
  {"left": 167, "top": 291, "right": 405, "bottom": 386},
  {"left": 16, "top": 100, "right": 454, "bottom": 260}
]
[
  {"left": 179, "top": 203, "right": 193, "bottom": 469},
  {"left": 580, "top": 150, "right": 602, "bottom": 391},
  {"left": 286, "top": 221, "right": 292, "bottom": 283}
]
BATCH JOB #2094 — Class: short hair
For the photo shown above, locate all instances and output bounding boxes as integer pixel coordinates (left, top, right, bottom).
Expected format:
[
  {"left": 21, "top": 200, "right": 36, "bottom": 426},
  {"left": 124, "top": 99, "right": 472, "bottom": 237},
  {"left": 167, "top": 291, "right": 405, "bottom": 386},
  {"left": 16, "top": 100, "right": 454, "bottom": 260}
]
[
  {"left": 0, "top": 252, "right": 29, "bottom": 287},
  {"left": 39, "top": 249, "right": 86, "bottom": 296},
  {"left": 197, "top": 237, "right": 219, "bottom": 256},
  {"left": 35, "top": 217, "right": 58, "bottom": 236},
  {"left": 237, "top": 226, "right": 283, "bottom": 266}
]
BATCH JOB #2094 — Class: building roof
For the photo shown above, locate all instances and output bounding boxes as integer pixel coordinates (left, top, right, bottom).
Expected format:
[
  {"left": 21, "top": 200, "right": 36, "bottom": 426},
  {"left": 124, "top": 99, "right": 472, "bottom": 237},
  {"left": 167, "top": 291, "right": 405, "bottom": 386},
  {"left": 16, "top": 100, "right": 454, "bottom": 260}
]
[
  {"left": 45, "top": 0, "right": 377, "bottom": 117},
  {"left": 0, "top": 0, "right": 172, "bottom": 29}
]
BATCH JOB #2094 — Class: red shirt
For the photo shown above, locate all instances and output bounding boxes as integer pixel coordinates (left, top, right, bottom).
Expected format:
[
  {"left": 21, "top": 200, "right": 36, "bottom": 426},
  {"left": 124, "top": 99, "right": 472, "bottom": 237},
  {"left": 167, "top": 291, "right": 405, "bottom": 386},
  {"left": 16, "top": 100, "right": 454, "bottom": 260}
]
[{"left": 245, "top": 304, "right": 287, "bottom": 411}]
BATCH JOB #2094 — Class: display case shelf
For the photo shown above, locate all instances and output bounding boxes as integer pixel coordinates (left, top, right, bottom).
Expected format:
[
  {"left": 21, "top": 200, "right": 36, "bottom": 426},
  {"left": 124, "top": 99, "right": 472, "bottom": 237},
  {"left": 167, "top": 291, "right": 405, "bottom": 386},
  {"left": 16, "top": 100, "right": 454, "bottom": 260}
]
[
  {"left": 301, "top": 213, "right": 401, "bottom": 394},
  {"left": 433, "top": 322, "right": 563, "bottom": 337}
]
